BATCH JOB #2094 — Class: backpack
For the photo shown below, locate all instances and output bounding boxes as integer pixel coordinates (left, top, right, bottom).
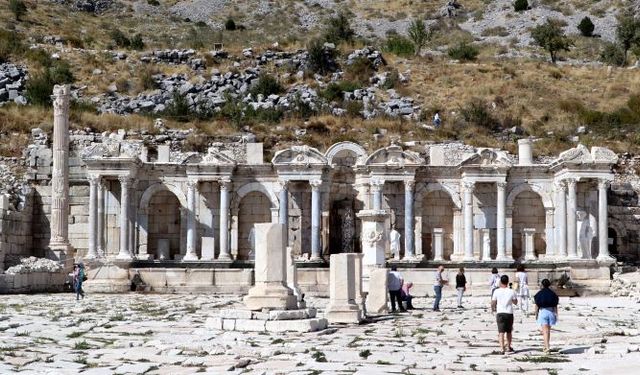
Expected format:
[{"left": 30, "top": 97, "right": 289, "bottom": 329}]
[{"left": 80, "top": 268, "right": 87, "bottom": 282}]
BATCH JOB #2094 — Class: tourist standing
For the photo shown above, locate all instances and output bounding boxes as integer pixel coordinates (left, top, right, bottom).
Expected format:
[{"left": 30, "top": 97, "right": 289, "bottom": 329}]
[
  {"left": 433, "top": 111, "right": 442, "bottom": 128},
  {"left": 401, "top": 281, "right": 415, "bottom": 310},
  {"left": 388, "top": 266, "right": 405, "bottom": 312},
  {"left": 491, "top": 275, "right": 518, "bottom": 354},
  {"left": 433, "top": 265, "right": 448, "bottom": 312},
  {"left": 456, "top": 267, "right": 467, "bottom": 308},
  {"left": 515, "top": 265, "right": 530, "bottom": 315},
  {"left": 489, "top": 268, "right": 501, "bottom": 297},
  {"left": 534, "top": 279, "right": 559, "bottom": 354},
  {"left": 73, "top": 263, "right": 85, "bottom": 300}
]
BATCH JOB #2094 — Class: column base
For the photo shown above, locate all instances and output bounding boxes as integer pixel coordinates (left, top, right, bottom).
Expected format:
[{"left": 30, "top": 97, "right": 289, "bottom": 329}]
[
  {"left": 596, "top": 255, "right": 616, "bottom": 264},
  {"left": 182, "top": 253, "right": 199, "bottom": 261},
  {"left": 217, "top": 253, "right": 233, "bottom": 261},
  {"left": 116, "top": 251, "right": 133, "bottom": 260},
  {"left": 84, "top": 252, "right": 98, "bottom": 260},
  {"left": 325, "top": 304, "right": 363, "bottom": 324},
  {"left": 462, "top": 256, "right": 476, "bottom": 262}
]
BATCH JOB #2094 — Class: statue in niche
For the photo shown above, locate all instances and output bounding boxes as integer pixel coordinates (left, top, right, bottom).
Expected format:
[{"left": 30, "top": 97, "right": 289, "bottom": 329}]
[
  {"left": 342, "top": 206, "right": 355, "bottom": 253},
  {"left": 576, "top": 210, "right": 594, "bottom": 259},
  {"left": 389, "top": 225, "right": 401, "bottom": 260},
  {"left": 248, "top": 226, "right": 256, "bottom": 260}
]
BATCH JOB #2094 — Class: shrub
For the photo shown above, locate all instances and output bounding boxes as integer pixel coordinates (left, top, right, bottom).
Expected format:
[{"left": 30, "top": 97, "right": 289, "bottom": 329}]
[
  {"left": 385, "top": 35, "right": 415, "bottom": 57},
  {"left": 147, "top": 0, "right": 159, "bottom": 5},
  {"left": 447, "top": 42, "right": 479, "bottom": 61},
  {"left": 250, "top": 74, "right": 284, "bottom": 97},
  {"left": 110, "top": 29, "right": 130, "bottom": 48},
  {"left": 344, "top": 57, "right": 374, "bottom": 85},
  {"left": 382, "top": 69, "right": 400, "bottom": 90},
  {"left": 600, "top": 42, "right": 626, "bottom": 66},
  {"left": 407, "top": 18, "right": 432, "bottom": 55},
  {"left": 9, "top": 0, "right": 27, "bottom": 21},
  {"left": 460, "top": 98, "right": 498, "bottom": 130},
  {"left": 324, "top": 11, "right": 354, "bottom": 44},
  {"left": 531, "top": 19, "right": 573, "bottom": 63},
  {"left": 514, "top": 0, "right": 528, "bottom": 12},
  {"left": 345, "top": 100, "right": 363, "bottom": 117},
  {"left": 306, "top": 38, "right": 338, "bottom": 75},
  {"left": 25, "top": 60, "right": 75, "bottom": 106},
  {"left": 577, "top": 17, "right": 595, "bottom": 37},
  {"left": 225, "top": 18, "right": 236, "bottom": 31},
  {"left": 139, "top": 68, "right": 159, "bottom": 90},
  {"left": 616, "top": 11, "right": 640, "bottom": 65},
  {"left": 0, "top": 30, "right": 25, "bottom": 63},
  {"left": 321, "top": 81, "right": 361, "bottom": 102},
  {"left": 162, "top": 91, "right": 192, "bottom": 122},
  {"left": 130, "top": 34, "right": 145, "bottom": 50}
]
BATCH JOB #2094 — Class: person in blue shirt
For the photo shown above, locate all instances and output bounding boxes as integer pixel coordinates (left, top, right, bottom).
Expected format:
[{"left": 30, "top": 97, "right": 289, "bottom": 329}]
[{"left": 534, "top": 279, "right": 559, "bottom": 354}]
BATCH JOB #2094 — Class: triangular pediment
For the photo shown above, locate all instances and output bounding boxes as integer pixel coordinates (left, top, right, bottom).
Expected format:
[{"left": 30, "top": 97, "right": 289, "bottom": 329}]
[
  {"left": 557, "top": 144, "right": 593, "bottom": 164},
  {"left": 460, "top": 149, "right": 513, "bottom": 167},
  {"left": 365, "top": 145, "right": 424, "bottom": 168}
]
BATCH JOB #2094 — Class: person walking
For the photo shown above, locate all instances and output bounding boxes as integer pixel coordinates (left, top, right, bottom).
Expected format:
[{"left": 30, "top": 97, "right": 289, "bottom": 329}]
[
  {"left": 433, "top": 265, "right": 448, "bottom": 312},
  {"left": 433, "top": 111, "right": 442, "bottom": 128},
  {"left": 388, "top": 266, "right": 405, "bottom": 313},
  {"left": 73, "top": 263, "right": 86, "bottom": 301},
  {"left": 456, "top": 267, "right": 467, "bottom": 308},
  {"left": 515, "top": 265, "right": 530, "bottom": 315},
  {"left": 534, "top": 279, "right": 559, "bottom": 354},
  {"left": 491, "top": 275, "right": 518, "bottom": 354},
  {"left": 401, "top": 281, "right": 415, "bottom": 310},
  {"left": 489, "top": 268, "right": 501, "bottom": 297}
]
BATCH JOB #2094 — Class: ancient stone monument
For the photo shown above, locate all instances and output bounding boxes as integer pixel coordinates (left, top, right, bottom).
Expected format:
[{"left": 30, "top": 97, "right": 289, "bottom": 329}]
[{"left": 325, "top": 253, "right": 364, "bottom": 324}]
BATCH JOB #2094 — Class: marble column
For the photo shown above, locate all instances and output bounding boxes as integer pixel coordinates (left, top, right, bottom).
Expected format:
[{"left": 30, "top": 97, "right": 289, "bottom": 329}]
[
  {"left": 403, "top": 180, "right": 415, "bottom": 259},
  {"left": 48, "top": 84, "right": 73, "bottom": 259},
  {"left": 370, "top": 178, "right": 384, "bottom": 210},
  {"left": 523, "top": 228, "right": 537, "bottom": 261},
  {"left": 432, "top": 228, "right": 444, "bottom": 261},
  {"left": 218, "top": 178, "right": 232, "bottom": 260},
  {"left": 555, "top": 181, "right": 567, "bottom": 258},
  {"left": 184, "top": 179, "right": 199, "bottom": 261},
  {"left": 310, "top": 179, "right": 322, "bottom": 260},
  {"left": 278, "top": 180, "right": 289, "bottom": 243},
  {"left": 97, "top": 180, "right": 106, "bottom": 257},
  {"left": 116, "top": 176, "right": 132, "bottom": 260},
  {"left": 462, "top": 181, "right": 475, "bottom": 261},
  {"left": 86, "top": 174, "right": 100, "bottom": 259},
  {"left": 544, "top": 207, "right": 555, "bottom": 258},
  {"left": 597, "top": 179, "right": 612, "bottom": 260},
  {"left": 496, "top": 182, "right": 508, "bottom": 260},
  {"left": 566, "top": 178, "right": 578, "bottom": 258}
]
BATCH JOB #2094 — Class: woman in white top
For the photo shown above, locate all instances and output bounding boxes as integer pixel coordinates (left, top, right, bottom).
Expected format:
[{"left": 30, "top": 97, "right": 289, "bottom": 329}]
[
  {"left": 515, "top": 265, "right": 530, "bottom": 315},
  {"left": 488, "top": 267, "right": 501, "bottom": 297}
]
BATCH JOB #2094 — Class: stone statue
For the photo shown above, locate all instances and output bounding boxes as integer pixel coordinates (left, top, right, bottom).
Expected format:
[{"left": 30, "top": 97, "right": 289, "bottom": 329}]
[
  {"left": 389, "top": 227, "right": 401, "bottom": 260},
  {"left": 342, "top": 207, "right": 355, "bottom": 253},
  {"left": 577, "top": 211, "right": 594, "bottom": 259},
  {"left": 248, "top": 226, "right": 256, "bottom": 260}
]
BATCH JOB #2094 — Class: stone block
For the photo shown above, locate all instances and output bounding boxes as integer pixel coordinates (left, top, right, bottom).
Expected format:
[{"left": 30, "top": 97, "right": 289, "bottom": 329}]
[
  {"left": 201, "top": 236, "right": 215, "bottom": 260},
  {"left": 0, "top": 194, "right": 9, "bottom": 211},
  {"left": 219, "top": 309, "right": 253, "bottom": 320},
  {"left": 158, "top": 145, "right": 170, "bottom": 163},
  {"left": 326, "top": 253, "right": 363, "bottom": 324},
  {"left": 222, "top": 319, "right": 236, "bottom": 331},
  {"left": 268, "top": 308, "right": 316, "bottom": 320},
  {"left": 205, "top": 317, "right": 223, "bottom": 330},
  {"left": 265, "top": 318, "right": 327, "bottom": 333},
  {"left": 234, "top": 319, "right": 266, "bottom": 332},
  {"left": 366, "top": 268, "right": 389, "bottom": 315},
  {"left": 246, "top": 143, "right": 264, "bottom": 164}
]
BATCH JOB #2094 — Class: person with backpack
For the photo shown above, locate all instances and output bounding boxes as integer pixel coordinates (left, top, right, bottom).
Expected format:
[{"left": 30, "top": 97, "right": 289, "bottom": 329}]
[{"left": 73, "top": 263, "right": 86, "bottom": 300}]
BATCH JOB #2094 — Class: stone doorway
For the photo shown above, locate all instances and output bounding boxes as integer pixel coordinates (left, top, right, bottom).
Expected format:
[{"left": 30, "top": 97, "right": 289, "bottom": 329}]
[
  {"left": 237, "top": 191, "right": 272, "bottom": 260},
  {"left": 329, "top": 198, "right": 357, "bottom": 254},
  {"left": 608, "top": 227, "right": 618, "bottom": 258},
  {"left": 421, "top": 190, "right": 455, "bottom": 260},
  {"left": 148, "top": 190, "right": 183, "bottom": 259},
  {"left": 511, "top": 191, "right": 546, "bottom": 260}
]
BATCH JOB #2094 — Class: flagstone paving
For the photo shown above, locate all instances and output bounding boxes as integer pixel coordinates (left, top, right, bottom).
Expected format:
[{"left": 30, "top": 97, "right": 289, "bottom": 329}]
[{"left": 0, "top": 293, "right": 638, "bottom": 374}]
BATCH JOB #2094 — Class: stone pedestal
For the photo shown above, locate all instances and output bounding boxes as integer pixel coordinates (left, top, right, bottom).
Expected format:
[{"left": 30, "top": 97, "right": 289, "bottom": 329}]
[
  {"left": 325, "top": 253, "right": 363, "bottom": 324},
  {"left": 157, "top": 239, "right": 170, "bottom": 261},
  {"left": 432, "top": 228, "right": 444, "bottom": 261},
  {"left": 480, "top": 228, "right": 491, "bottom": 261},
  {"left": 243, "top": 223, "right": 296, "bottom": 311},
  {"left": 365, "top": 268, "right": 389, "bottom": 315},
  {"left": 201, "top": 236, "right": 215, "bottom": 261},
  {"left": 286, "top": 246, "right": 304, "bottom": 308},
  {"left": 356, "top": 210, "right": 388, "bottom": 268},
  {"left": 523, "top": 228, "right": 537, "bottom": 261}
]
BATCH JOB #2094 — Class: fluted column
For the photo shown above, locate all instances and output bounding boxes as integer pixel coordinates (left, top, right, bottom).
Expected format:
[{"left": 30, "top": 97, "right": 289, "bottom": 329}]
[
  {"left": 310, "top": 179, "right": 322, "bottom": 260},
  {"left": 496, "top": 182, "right": 507, "bottom": 260},
  {"left": 184, "top": 179, "right": 199, "bottom": 261},
  {"left": 218, "top": 178, "right": 232, "bottom": 260},
  {"left": 555, "top": 181, "right": 567, "bottom": 258},
  {"left": 117, "top": 176, "right": 132, "bottom": 260},
  {"left": 597, "top": 179, "right": 612, "bottom": 261},
  {"left": 370, "top": 178, "right": 384, "bottom": 210},
  {"left": 403, "top": 180, "right": 415, "bottom": 259},
  {"left": 97, "top": 180, "right": 106, "bottom": 257},
  {"left": 279, "top": 180, "right": 289, "bottom": 244},
  {"left": 462, "top": 181, "right": 475, "bottom": 261},
  {"left": 86, "top": 174, "right": 100, "bottom": 259},
  {"left": 48, "top": 84, "right": 72, "bottom": 259},
  {"left": 566, "top": 178, "right": 578, "bottom": 259}
]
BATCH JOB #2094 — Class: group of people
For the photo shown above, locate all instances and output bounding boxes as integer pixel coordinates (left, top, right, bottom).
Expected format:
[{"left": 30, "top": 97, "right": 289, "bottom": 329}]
[{"left": 387, "top": 265, "right": 560, "bottom": 354}]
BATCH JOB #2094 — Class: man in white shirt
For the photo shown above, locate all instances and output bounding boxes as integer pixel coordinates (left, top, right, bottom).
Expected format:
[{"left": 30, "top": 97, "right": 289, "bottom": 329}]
[
  {"left": 388, "top": 266, "right": 405, "bottom": 312},
  {"left": 491, "top": 275, "right": 518, "bottom": 354},
  {"left": 433, "top": 265, "right": 448, "bottom": 312}
]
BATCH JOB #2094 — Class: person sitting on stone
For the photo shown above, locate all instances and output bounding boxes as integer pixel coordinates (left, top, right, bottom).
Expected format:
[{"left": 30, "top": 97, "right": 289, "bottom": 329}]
[
  {"left": 388, "top": 266, "right": 406, "bottom": 313},
  {"left": 401, "top": 281, "right": 415, "bottom": 310}
]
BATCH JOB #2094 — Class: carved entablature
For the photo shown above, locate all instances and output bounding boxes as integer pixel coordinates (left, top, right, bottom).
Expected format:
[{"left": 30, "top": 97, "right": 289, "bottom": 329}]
[
  {"left": 460, "top": 149, "right": 513, "bottom": 168},
  {"left": 182, "top": 145, "right": 236, "bottom": 165},
  {"left": 80, "top": 140, "right": 143, "bottom": 160},
  {"left": 557, "top": 144, "right": 593, "bottom": 165},
  {"left": 364, "top": 145, "right": 424, "bottom": 168},
  {"left": 427, "top": 143, "right": 476, "bottom": 166},
  {"left": 591, "top": 147, "right": 619, "bottom": 164},
  {"left": 271, "top": 145, "right": 328, "bottom": 167}
]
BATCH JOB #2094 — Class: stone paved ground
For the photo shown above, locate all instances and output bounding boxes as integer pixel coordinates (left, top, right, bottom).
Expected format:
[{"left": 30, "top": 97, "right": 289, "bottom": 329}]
[{"left": 0, "top": 293, "right": 639, "bottom": 374}]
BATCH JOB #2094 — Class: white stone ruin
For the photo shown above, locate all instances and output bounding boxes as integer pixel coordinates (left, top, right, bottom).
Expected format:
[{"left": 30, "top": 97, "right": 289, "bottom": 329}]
[{"left": 325, "top": 253, "right": 364, "bottom": 324}]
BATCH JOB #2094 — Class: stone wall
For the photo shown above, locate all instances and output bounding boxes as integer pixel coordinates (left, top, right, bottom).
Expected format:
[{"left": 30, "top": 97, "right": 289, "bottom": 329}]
[
  {"left": 421, "top": 190, "right": 455, "bottom": 259},
  {"left": 237, "top": 191, "right": 272, "bottom": 260},
  {"left": 0, "top": 195, "right": 34, "bottom": 270}
]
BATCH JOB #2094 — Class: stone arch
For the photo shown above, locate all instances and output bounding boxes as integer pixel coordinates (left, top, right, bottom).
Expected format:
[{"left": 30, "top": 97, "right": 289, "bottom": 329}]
[
  {"left": 415, "top": 182, "right": 462, "bottom": 210},
  {"left": 506, "top": 183, "right": 552, "bottom": 209},
  {"left": 511, "top": 190, "right": 546, "bottom": 260},
  {"left": 140, "top": 182, "right": 188, "bottom": 211},
  {"left": 607, "top": 218, "right": 628, "bottom": 259},
  {"left": 325, "top": 142, "right": 368, "bottom": 166},
  {"left": 232, "top": 182, "right": 278, "bottom": 213}
]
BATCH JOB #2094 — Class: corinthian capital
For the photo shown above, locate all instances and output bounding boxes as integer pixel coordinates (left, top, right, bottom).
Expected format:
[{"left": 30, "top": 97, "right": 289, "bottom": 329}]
[
  {"left": 87, "top": 173, "right": 101, "bottom": 185},
  {"left": 597, "top": 179, "right": 610, "bottom": 190},
  {"left": 310, "top": 179, "right": 323, "bottom": 191},
  {"left": 219, "top": 178, "right": 232, "bottom": 191},
  {"left": 404, "top": 180, "right": 415, "bottom": 191},
  {"left": 462, "top": 181, "right": 475, "bottom": 193},
  {"left": 496, "top": 181, "right": 507, "bottom": 190},
  {"left": 565, "top": 178, "right": 577, "bottom": 189},
  {"left": 553, "top": 180, "right": 566, "bottom": 191},
  {"left": 118, "top": 176, "right": 132, "bottom": 188},
  {"left": 52, "top": 84, "right": 70, "bottom": 112}
]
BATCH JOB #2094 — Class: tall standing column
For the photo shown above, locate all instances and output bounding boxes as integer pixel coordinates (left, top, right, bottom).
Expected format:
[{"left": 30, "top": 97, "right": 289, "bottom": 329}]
[
  {"left": 462, "top": 181, "right": 475, "bottom": 261},
  {"left": 566, "top": 178, "right": 578, "bottom": 258},
  {"left": 218, "top": 178, "right": 232, "bottom": 260},
  {"left": 310, "top": 179, "right": 322, "bottom": 260},
  {"left": 279, "top": 180, "right": 289, "bottom": 244},
  {"left": 370, "top": 179, "right": 384, "bottom": 210},
  {"left": 86, "top": 174, "right": 100, "bottom": 259},
  {"left": 597, "top": 179, "right": 612, "bottom": 261},
  {"left": 97, "top": 180, "right": 105, "bottom": 257},
  {"left": 403, "top": 180, "right": 415, "bottom": 259},
  {"left": 48, "top": 84, "right": 73, "bottom": 259},
  {"left": 496, "top": 182, "right": 507, "bottom": 260},
  {"left": 555, "top": 181, "right": 567, "bottom": 258},
  {"left": 184, "top": 179, "right": 199, "bottom": 261},
  {"left": 116, "top": 176, "right": 132, "bottom": 260}
]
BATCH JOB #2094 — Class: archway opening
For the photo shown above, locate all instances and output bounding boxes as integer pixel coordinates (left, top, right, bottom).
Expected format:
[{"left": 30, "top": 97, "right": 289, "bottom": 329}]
[
  {"left": 421, "top": 190, "right": 455, "bottom": 260},
  {"left": 328, "top": 150, "right": 360, "bottom": 254},
  {"left": 238, "top": 191, "right": 272, "bottom": 260},
  {"left": 148, "top": 190, "right": 182, "bottom": 259},
  {"left": 512, "top": 191, "right": 546, "bottom": 260},
  {"left": 608, "top": 227, "right": 618, "bottom": 258}
]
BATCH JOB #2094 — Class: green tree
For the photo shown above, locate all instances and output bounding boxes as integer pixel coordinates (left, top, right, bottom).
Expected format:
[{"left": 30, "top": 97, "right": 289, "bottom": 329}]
[
  {"left": 225, "top": 18, "right": 236, "bottom": 31},
  {"left": 531, "top": 19, "right": 573, "bottom": 63},
  {"left": 577, "top": 16, "right": 595, "bottom": 37},
  {"left": 324, "top": 11, "right": 354, "bottom": 44},
  {"left": 407, "top": 18, "right": 432, "bottom": 56},
  {"left": 514, "top": 0, "right": 528, "bottom": 12},
  {"left": 130, "top": 34, "right": 145, "bottom": 50},
  {"left": 9, "top": 0, "right": 27, "bottom": 21},
  {"left": 616, "top": 11, "right": 640, "bottom": 65}
]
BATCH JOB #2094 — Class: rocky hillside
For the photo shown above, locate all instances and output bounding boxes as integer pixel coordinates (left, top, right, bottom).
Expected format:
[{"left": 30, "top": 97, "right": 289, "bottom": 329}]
[{"left": 0, "top": 0, "right": 639, "bottom": 163}]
